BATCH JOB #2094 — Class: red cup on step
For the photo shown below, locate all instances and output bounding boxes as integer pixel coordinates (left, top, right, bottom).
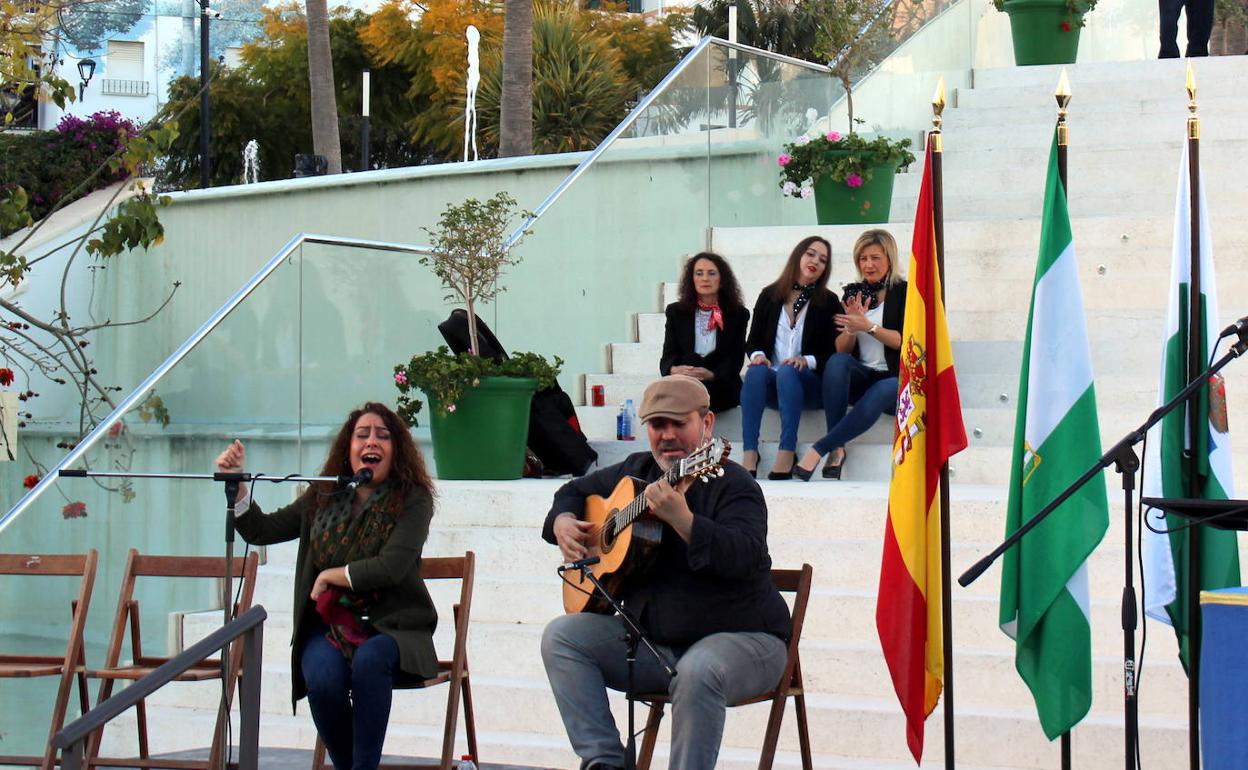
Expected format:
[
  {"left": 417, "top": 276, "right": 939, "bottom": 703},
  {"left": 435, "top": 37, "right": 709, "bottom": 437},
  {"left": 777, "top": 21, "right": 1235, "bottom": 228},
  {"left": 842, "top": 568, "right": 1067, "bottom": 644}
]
[{"left": 591, "top": 385, "right": 605, "bottom": 407}]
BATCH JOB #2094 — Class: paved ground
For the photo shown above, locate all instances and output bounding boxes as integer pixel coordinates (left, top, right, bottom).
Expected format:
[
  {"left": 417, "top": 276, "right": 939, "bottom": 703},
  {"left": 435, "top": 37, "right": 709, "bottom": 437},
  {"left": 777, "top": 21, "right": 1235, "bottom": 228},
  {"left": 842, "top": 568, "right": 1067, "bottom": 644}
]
[{"left": 160, "top": 748, "right": 557, "bottom": 770}]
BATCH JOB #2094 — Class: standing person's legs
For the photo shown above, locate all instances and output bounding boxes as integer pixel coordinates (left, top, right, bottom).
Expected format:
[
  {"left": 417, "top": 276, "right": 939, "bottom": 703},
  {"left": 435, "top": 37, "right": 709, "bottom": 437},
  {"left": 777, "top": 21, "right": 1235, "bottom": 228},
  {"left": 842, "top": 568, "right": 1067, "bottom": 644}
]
[
  {"left": 541, "top": 613, "right": 673, "bottom": 770},
  {"left": 1159, "top": 0, "right": 1184, "bottom": 56},
  {"left": 349, "top": 633, "right": 401, "bottom": 770},
  {"left": 666, "top": 631, "right": 788, "bottom": 770},
  {"left": 1185, "top": 0, "right": 1214, "bottom": 55},
  {"left": 301, "top": 632, "right": 355, "bottom": 770}
]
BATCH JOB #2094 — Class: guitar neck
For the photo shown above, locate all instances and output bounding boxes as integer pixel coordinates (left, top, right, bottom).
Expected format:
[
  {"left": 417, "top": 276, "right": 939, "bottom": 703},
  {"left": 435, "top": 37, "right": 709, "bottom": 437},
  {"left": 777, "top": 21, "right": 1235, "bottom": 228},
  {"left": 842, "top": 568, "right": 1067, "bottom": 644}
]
[{"left": 615, "top": 465, "right": 681, "bottom": 530}]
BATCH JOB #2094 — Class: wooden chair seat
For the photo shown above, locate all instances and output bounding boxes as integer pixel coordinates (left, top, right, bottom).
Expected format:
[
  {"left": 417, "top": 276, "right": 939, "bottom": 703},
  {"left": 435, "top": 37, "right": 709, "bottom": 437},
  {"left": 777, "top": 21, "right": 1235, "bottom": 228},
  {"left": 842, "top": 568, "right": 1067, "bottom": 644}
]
[
  {"left": 85, "top": 549, "right": 259, "bottom": 770},
  {"left": 313, "top": 553, "right": 478, "bottom": 770},
  {"left": 0, "top": 656, "right": 78, "bottom": 678},
  {"left": 633, "top": 564, "right": 814, "bottom": 770},
  {"left": 0, "top": 551, "right": 98, "bottom": 770},
  {"left": 87, "top": 660, "right": 223, "bottom": 681}
]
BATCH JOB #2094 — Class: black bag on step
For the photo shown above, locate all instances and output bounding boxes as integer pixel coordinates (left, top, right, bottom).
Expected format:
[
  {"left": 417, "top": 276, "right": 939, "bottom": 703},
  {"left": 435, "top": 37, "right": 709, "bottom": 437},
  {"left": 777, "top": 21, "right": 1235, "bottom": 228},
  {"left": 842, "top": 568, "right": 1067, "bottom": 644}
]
[{"left": 437, "top": 310, "right": 598, "bottom": 476}]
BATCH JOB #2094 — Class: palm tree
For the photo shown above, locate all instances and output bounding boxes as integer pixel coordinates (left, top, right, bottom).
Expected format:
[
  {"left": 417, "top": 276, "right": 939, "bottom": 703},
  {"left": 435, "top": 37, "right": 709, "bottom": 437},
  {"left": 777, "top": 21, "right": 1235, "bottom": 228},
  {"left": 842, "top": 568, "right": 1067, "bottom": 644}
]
[
  {"left": 499, "top": 0, "right": 533, "bottom": 157},
  {"left": 306, "top": 0, "right": 342, "bottom": 173}
]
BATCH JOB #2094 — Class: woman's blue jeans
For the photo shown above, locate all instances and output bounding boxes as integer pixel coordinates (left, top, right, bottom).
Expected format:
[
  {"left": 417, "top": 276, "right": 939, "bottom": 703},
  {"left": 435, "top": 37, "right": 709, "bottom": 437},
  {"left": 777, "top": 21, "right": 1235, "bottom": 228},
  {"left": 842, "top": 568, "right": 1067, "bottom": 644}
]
[
  {"left": 814, "top": 352, "right": 897, "bottom": 456},
  {"left": 301, "top": 626, "right": 401, "bottom": 770},
  {"left": 740, "top": 363, "right": 822, "bottom": 452}
]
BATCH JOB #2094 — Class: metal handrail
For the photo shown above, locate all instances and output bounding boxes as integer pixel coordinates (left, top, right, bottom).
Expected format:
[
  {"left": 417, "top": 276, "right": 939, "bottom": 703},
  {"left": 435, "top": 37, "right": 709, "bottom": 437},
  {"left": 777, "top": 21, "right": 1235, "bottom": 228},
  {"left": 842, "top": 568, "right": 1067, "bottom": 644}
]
[
  {"left": 0, "top": 234, "right": 433, "bottom": 534},
  {"left": 53, "top": 605, "right": 268, "bottom": 770},
  {"left": 503, "top": 35, "right": 831, "bottom": 250}
]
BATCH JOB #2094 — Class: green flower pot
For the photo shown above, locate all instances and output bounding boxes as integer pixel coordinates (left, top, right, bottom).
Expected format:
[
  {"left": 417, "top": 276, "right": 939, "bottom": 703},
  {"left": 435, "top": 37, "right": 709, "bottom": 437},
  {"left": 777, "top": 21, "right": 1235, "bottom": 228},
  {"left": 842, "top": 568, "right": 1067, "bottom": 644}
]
[
  {"left": 1003, "top": 0, "right": 1087, "bottom": 66},
  {"left": 812, "top": 156, "right": 900, "bottom": 225},
  {"left": 427, "top": 376, "right": 537, "bottom": 480}
]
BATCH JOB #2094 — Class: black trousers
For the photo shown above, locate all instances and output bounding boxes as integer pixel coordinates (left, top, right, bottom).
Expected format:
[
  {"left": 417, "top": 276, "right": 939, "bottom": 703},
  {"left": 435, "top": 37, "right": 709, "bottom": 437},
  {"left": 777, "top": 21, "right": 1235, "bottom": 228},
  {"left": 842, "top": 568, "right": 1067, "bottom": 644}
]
[{"left": 1159, "top": 0, "right": 1214, "bottom": 57}]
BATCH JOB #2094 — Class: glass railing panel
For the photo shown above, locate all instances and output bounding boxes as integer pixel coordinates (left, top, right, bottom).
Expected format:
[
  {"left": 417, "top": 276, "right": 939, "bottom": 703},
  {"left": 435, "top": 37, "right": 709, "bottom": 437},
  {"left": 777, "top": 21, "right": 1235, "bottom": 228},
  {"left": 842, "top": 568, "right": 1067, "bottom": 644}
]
[
  {"left": 0, "top": 240, "right": 310, "bottom": 756},
  {"left": 486, "top": 42, "right": 718, "bottom": 403}
]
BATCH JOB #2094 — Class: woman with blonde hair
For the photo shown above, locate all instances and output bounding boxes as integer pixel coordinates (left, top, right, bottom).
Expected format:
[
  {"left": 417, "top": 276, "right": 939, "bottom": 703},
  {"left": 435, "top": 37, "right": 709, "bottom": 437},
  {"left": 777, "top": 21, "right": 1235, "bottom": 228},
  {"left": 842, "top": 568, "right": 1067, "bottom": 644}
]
[{"left": 795, "top": 229, "right": 907, "bottom": 480}]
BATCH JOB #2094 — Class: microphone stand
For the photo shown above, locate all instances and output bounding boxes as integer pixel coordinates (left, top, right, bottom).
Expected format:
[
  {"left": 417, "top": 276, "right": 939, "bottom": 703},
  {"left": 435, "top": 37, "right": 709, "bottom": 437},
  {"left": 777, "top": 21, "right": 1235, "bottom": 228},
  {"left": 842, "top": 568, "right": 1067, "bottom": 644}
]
[
  {"left": 559, "top": 561, "right": 677, "bottom": 770},
  {"left": 958, "top": 332, "right": 1248, "bottom": 770},
  {"left": 58, "top": 468, "right": 343, "bottom": 770}
]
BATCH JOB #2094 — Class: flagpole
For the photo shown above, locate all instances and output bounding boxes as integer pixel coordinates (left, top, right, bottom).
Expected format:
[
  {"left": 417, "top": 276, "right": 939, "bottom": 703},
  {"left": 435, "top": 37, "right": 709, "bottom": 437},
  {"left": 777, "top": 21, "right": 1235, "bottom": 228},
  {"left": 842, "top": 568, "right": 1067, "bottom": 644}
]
[
  {"left": 1054, "top": 68, "right": 1074, "bottom": 770},
  {"left": 930, "top": 77, "right": 956, "bottom": 770},
  {"left": 1183, "top": 62, "right": 1203, "bottom": 770}
]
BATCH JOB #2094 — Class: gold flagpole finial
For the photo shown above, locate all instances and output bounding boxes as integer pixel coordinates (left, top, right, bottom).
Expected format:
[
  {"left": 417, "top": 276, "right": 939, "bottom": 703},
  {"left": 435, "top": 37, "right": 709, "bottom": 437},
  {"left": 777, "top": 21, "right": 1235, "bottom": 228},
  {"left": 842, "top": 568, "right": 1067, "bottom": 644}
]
[
  {"left": 1187, "top": 62, "right": 1199, "bottom": 139},
  {"left": 930, "top": 76, "right": 946, "bottom": 152},
  {"left": 1055, "top": 68, "right": 1072, "bottom": 147}
]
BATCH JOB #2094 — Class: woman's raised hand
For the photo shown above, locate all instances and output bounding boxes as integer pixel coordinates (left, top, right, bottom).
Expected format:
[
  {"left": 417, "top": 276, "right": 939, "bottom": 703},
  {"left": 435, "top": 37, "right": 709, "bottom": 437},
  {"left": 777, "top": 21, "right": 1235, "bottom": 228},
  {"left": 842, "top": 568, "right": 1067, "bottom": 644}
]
[{"left": 215, "top": 439, "right": 245, "bottom": 473}]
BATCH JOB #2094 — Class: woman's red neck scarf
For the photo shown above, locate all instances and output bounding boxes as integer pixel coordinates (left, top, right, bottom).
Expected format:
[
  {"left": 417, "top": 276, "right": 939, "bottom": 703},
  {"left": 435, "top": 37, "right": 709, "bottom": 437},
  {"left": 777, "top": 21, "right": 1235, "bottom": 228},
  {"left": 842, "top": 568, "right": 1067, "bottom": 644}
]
[{"left": 696, "top": 300, "right": 724, "bottom": 332}]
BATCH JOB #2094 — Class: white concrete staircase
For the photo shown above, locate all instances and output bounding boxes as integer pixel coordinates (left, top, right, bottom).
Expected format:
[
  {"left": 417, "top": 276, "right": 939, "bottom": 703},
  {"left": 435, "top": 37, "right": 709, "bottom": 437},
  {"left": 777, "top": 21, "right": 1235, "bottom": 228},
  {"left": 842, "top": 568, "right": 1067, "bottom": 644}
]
[{"left": 97, "top": 56, "right": 1248, "bottom": 769}]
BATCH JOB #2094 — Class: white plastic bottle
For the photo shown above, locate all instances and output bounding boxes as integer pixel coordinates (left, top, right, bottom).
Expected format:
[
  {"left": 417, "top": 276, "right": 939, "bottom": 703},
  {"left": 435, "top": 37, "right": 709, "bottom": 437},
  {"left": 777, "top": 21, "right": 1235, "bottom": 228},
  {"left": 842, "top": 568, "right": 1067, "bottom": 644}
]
[{"left": 458, "top": 756, "right": 477, "bottom": 770}]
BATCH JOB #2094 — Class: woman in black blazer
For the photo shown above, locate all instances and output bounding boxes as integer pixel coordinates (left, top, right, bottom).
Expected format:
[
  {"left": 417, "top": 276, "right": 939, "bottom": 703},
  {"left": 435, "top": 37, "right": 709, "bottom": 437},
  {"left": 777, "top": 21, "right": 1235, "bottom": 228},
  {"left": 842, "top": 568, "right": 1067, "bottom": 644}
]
[
  {"left": 795, "top": 229, "right": 907, "bottom": 480},
  {"left": 659, "top": 252, "right": 749, "bottom": 412},
  {"left": 740, "top": 235, "right": 843, "bottom": 479}
]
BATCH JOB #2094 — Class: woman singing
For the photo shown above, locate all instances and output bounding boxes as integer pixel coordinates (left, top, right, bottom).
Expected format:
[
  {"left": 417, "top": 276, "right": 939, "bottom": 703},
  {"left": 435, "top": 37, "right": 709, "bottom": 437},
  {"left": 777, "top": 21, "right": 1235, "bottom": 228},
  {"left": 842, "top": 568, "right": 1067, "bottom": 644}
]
[{"left": 215, "top": 402, "right": 437, "bottom": 770}]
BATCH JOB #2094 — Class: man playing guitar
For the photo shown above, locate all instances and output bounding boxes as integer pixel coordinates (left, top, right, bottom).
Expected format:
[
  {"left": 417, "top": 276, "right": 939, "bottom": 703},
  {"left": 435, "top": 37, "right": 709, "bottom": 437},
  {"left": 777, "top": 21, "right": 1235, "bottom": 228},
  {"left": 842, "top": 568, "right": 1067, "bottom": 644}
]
[{"left": 541, "top": 375, "right": 791, "bottom": 770}]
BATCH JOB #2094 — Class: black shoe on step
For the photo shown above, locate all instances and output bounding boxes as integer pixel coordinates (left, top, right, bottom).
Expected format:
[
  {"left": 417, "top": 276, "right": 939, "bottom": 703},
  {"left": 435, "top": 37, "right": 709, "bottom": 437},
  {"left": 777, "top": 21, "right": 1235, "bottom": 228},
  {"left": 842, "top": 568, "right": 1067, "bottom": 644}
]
[
  {"left": 793, "top": 464, "right": 815, "bottom": 482},
  {"left": 767, "top": 469, "right": 793, "bottom": 481},
  {"left": 822, "top": 450, "right": 846, "bottom": 479}
]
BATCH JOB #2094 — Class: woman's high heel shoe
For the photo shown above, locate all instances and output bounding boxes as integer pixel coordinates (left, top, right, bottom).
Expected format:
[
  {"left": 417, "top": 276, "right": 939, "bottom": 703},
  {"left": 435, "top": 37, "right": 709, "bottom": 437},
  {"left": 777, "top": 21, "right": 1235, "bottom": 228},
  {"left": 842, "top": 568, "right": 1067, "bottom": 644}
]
[
  {"left": 822, "top": 449, "right": 847, "bottom": 480},
  {"left": 792, "top": 463, "right": 815, "bottom": 482}
]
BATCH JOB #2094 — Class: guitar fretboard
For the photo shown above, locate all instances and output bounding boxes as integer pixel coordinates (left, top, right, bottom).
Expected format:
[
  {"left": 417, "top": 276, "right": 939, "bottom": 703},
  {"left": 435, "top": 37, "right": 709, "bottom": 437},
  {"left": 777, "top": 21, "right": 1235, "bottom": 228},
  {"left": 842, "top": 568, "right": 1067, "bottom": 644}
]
[{"left": 611, "top": 464, "right": 681, "bottom": 533}]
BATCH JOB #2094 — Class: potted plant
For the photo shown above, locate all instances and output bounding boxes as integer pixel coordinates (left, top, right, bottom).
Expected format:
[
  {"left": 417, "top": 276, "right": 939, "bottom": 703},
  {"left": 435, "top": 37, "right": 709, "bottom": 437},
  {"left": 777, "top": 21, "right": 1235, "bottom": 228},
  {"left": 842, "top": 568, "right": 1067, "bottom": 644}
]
[
  {"left": 994, "top": 0, "right": 1096, "bottom": 65},
  {"left": 778, "top": 130, "right": 914, "bottom": 224},
  {"left": 393, "top": 192, "right": 561, "bottom": 480},
  {"left": 777, "top": 0, "right": 916, "bottom": 224}
]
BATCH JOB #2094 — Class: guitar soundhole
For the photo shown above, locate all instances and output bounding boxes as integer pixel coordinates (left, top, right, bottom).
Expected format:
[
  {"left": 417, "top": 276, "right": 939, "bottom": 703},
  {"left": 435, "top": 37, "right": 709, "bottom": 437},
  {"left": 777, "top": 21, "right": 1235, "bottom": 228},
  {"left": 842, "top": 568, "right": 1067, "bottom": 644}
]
[{"left": 601, "top": 510, "right": 619, "bottom": 553}]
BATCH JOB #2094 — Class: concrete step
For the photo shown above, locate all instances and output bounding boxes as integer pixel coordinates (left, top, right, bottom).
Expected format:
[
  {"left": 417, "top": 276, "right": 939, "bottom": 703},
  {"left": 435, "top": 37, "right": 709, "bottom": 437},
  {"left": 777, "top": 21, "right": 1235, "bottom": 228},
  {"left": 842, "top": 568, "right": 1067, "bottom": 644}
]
[{"left": 967, "top": 56, "right": 1248, "bottom": 91}]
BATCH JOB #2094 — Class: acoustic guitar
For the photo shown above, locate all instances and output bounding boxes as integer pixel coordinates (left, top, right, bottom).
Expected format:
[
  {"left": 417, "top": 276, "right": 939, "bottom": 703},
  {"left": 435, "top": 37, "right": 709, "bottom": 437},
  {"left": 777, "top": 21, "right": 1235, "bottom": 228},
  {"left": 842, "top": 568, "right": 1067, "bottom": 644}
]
[{"left": 561, "top": 438, "right": 731, "bottom": 614}]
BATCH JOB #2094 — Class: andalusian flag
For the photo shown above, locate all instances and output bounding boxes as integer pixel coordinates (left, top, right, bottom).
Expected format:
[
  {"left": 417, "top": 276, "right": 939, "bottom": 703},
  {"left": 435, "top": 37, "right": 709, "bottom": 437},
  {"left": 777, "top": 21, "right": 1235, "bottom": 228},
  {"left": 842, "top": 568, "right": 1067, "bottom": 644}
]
[
  {"left": 877, "top": 138, "right": 967, "bottom": 763},
  {"left": 998, "top": 132, "right": 1109, "bottom": 740},
  {"left": 1142, "top": 139, "right": 1240, "bottom": 669}
]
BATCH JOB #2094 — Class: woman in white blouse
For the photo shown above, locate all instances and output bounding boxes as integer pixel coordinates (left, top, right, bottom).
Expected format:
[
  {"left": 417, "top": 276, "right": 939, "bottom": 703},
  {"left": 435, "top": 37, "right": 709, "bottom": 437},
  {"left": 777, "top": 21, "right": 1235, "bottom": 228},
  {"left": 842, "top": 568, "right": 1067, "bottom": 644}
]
[
  {"left": 794, "top": 229, "right": 907, "bottom": 481},
  {"left": 740, "top": 236, "right": 843, "bottom": 479}
]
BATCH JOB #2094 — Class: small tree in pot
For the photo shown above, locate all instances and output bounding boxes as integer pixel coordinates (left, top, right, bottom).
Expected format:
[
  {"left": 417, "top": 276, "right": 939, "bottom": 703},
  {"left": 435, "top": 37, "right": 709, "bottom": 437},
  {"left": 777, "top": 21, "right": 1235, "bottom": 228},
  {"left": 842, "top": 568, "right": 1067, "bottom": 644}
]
[{"left": 394, "top": 192, "right": 560, "bottom": 479}]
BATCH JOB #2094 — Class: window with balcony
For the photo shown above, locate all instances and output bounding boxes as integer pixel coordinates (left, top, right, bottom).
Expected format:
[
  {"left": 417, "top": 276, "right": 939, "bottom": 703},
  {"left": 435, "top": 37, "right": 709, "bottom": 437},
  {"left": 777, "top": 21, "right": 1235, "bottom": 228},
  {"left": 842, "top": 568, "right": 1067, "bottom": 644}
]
[{"left": 102, "top": 40, "right": 148, "bottom": 97}]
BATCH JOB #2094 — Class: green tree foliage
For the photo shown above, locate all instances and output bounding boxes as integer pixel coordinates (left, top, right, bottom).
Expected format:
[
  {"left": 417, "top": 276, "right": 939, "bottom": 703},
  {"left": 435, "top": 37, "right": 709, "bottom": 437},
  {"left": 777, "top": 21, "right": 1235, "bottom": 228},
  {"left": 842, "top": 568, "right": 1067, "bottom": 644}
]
[
  {"left": 689, "top": 0, "right": 821, "bottom": 60},
  {"left": 58, "top": 0, "right": 149, "bottom": 51},
  {"left": 159, "top": 5, "right": 439, "bottom": 188},
  {"left": 478, "top": 2, "right": 629, "bottom": 155}
]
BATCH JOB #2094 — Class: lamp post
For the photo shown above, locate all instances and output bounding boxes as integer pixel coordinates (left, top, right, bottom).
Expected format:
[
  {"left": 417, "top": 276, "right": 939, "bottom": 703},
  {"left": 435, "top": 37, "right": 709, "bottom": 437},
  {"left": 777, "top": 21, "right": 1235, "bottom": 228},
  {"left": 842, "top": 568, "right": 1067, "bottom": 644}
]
[
  {"left": 77, "top": 58, "right": 96, "bottom": 101},
  {"left": 199, "top": 0, "right": 211, "bottom": 188}
]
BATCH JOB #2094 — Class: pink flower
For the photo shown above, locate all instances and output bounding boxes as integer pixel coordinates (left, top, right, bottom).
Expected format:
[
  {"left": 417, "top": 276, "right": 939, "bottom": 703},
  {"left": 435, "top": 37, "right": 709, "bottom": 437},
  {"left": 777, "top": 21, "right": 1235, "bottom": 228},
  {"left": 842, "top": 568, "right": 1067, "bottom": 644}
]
[
  {"left": 777, "top": 153, "right": 791, "bottom": 167},
  {"left": 107, "top": 421, "right": 126, "bottom": 438},
  {"left": 825, "top": 132, "right": 841, "bottom": 142},
  {"left": 799, "top": 187, "right": 814, "bottom": 199},
  {"left": 394, "top": 371, "right": 408, "bottom": 386},
  {"left": 62, "top": 501, "right": 88, "bottom": 519},
  {"left": 781, "top": 181, "right": 798, "bottom": 195},
  {"left": 446, "top": 404, "right": 457, "bottom": 413},
  {"left": 846, "top": 174, "right": 864, "bottom": 188},
  {"left": 796, "top": 135, "right": 811, "bottom": 145}
]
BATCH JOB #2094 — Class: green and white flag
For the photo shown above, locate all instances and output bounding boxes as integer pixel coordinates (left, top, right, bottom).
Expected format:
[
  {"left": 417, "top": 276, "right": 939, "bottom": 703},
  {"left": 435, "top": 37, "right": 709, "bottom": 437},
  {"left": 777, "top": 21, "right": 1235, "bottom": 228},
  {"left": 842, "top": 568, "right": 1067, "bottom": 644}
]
[
  {"left": 1142, "top": 139, "right": 1240, "bottom": 669},
  {"left": 999, "top": 132, "right": 1109, "bottom": 741}
]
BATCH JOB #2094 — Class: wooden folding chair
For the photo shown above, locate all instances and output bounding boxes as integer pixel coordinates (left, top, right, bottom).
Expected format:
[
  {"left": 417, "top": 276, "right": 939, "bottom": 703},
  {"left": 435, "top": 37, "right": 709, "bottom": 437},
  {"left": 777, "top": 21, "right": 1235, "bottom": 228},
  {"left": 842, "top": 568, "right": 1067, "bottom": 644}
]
[
  {"left": 84, "top": 548, "right": 260, "bottom": 770},
  {"left": 313, "top": 551, "right": 478, "bottom": 770},
  {"left": 634, "top": 564, "right": 814, "bottom": 770},
  {"left": 0, "top": 551, "right": 98, "bottom": 770}
]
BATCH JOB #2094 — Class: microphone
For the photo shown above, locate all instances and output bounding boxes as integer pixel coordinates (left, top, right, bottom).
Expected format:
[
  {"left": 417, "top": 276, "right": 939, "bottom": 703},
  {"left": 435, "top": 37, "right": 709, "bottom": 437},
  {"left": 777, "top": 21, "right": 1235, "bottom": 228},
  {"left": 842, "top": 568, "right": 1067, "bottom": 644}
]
[
  {"left": 1218, "top": 316, "right": 1248, "bottom": 340},
  {"left": 343, "top": 467, "right": 373, "bottom": 491},
  {"left": 557, "top": 555, "right": 600, "bottom": 572}
]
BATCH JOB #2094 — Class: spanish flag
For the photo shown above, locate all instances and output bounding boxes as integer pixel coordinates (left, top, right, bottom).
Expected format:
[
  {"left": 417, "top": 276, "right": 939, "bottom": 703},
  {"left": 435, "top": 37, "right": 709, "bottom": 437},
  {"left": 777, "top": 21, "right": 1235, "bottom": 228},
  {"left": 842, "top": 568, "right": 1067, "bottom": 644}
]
[{"left": 876, "top": 137, "right": 967, "bottom": 763}]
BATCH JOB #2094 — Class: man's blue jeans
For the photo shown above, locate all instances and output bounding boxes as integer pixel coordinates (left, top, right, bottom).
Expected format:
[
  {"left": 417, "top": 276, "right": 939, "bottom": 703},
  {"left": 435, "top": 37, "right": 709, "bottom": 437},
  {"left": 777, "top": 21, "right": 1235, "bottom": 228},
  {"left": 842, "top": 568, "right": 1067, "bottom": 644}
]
[
  {"left": 813, "top": 352, "right": 897, "bottom": 456},
  {"left": 301, "top": 626, "right": 401, "bottom": 770},
  {"left": 541, "top": 613, "right": 787, "bottom": 770}
]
